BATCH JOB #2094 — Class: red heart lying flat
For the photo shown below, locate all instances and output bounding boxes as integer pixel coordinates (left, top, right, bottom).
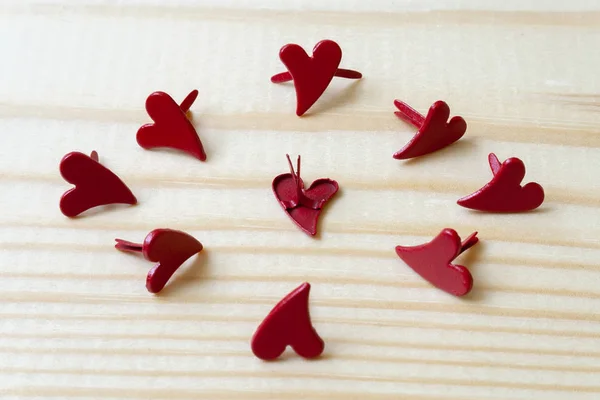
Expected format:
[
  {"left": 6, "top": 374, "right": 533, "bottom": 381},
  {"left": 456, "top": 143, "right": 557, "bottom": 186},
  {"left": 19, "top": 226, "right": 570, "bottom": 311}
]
[
  {"left": 272, "top": 155, "right": 338, "bottom": 236},
  {"left": 457, "top": 153, "right": 544, "bottom": 212},
  {"left": 279, "top": 40, "right": 342, "bottom": 116},
  {"left": 137, "top": 90, "right": 206, "bottom": 161},
  {"left": 393, "top": 100, "right": 467, "bottom": 160},
  {"left": 395, "top": 229, "right": 479, "bottom": 297},
  {"left": 115, "top": 229, "right": 203, "bottom": 294},
  {"left": 251, "top": 282, "right": 324, "bottom": 360},
  {"left": 59, "top": 151, "right": 137, "bottom": 217}
]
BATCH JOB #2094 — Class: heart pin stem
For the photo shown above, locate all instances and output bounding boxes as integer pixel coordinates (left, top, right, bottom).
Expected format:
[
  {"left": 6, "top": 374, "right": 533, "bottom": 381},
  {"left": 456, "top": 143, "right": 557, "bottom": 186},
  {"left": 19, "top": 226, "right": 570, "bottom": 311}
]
[
  {"left": 179, "top": 89, "right": 199, "bottom": 113},
  {"left": 114, "top": 239, "right": 144, "bottom": 253},
  {"left": 271, "top": 68, "right": 362, "bottom": 83},
  {"left": 282, "top": 154, "right": 322, "bottom": 210},
  {"left": 459, "top": 232, "right": 479, "bottom": 255},
  {"left": 393, "top": 100, "right": 426, "bottom": 127},
  {"left": 286, "top": 153, "right": 302, "bottom": 205},
  {"left": 488, "top": 153, "right": 502, "bottom": 175}
]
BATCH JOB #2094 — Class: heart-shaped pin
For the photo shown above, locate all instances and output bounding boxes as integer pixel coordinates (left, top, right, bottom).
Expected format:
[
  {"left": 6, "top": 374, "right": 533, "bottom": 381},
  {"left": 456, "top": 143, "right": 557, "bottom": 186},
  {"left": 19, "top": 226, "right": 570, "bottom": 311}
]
[
  {"left": 273, "top": 155, "right": 338, "bottom": 236},
  {"left": 59, "top": 151, "right": 137, "bottom": 217},
  {"left": 393, "top": 100, "right": 467, "bottom": 160},
  {"left": 115, "top": 229, "right": 203, "bottom": 294},
  {"left": 137, "top": 90, "right": 207, "bottom": 161},
  {"left": 457, "top": 153, "right": 544, "bottom": 212},
  {"left": 271, "top": 40, "right": 362, "bottom": 116},
  {"left": 395, "top": 229, "right": 479, "bottom": 297},
  {"left": 251, "top": 282, "right": 324, "bottom": 360}
]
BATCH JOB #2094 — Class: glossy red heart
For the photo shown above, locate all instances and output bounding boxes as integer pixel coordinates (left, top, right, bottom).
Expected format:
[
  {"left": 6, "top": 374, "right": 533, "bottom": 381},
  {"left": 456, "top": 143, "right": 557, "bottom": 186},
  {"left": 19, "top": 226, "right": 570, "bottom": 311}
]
[
  {"left": 59, "top": 151, "right": 137, "bottom": 217},
  {"left": 251, "top": 282, "right": 324, "bottom": 360},
  {"left": 115, "top": 229, "right": 203, "bottom": 294},
  {"left": 457, "top": 153, "right": 544, "bottom": 212},
  {"left": 143, "top": 229, "right": 203, "bottom": 293},
  {"left": 273, "top": 171, "right": 338, "bottom": 236},
  {"left": 393, "top": 100, "right": 467, "bottom": 160},
  {"left": 279, "top": 40, "right": 342, "bottom": 116},
  {"left": 395, "top": 229, "right": 477, "bottom": 297},
  {"left": 137, "top": 90, "right": 206, "bottom": 161}
]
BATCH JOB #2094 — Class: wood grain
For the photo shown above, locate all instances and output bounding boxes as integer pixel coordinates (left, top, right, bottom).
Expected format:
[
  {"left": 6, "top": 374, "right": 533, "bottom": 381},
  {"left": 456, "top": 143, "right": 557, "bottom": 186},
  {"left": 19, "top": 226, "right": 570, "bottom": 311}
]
[{"left": 1, "top": 0, "right": 600, "bottom": 399}]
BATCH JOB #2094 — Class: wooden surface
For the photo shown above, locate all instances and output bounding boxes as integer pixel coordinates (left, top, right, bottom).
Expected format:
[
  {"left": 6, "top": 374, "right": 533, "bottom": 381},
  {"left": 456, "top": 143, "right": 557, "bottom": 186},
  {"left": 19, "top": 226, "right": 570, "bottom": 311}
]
[{"left": 1, "top": 1, "right": 600, "bottom": 399}]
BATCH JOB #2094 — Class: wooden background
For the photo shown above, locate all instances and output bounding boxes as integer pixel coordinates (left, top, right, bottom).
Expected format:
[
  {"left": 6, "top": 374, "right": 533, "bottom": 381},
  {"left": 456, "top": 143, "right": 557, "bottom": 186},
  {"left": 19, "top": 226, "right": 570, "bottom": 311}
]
[{"left": 1, "top": 0, "right": 600, "bottom": 399}]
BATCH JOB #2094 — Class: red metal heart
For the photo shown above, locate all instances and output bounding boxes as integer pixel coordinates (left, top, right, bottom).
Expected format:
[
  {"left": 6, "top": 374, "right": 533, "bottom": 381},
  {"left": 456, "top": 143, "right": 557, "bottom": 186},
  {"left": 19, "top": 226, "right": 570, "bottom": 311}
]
[
  {"left": 142, "top": 229, "right": 203, "bottom": 293},
  {"left": 137, "top": 90, "right": 206, "bottom": 161},
  {"left": 272, "top": 156, "right": 338, "bottom": 236},
  {"left": 395, "top": 229, "right": 476, "bottom": 297},
  {"left": 457, "top": 153, "right": 544, "bottom": 212},
  {"left": 393, "top": 100, "right": 467, "bottom": 160},
  {"left": 251, "top": 282, "right": 324, "bottom": 360},
  {"left": 279, "top": 40, "right": 342, "bottom": 116},
  {"left": 59, "top": 151, "right": 137, "bottom": 217}
]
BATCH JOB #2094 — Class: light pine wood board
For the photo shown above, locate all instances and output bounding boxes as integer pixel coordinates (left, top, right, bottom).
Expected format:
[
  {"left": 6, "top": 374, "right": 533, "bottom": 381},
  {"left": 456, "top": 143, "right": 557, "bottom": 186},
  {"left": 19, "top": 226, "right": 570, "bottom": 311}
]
[{"left": 1, "top": 0, "right": 600, "bottom": 399}]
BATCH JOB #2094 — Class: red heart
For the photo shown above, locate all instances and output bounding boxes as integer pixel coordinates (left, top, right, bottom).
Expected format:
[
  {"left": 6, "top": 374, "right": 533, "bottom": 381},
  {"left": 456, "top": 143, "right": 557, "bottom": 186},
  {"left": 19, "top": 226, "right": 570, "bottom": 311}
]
[
  {"left": 137, "top": 90, "right": 206, "bottom": 161},
  {"left": 393, "top": 100, "right": 467, "bottom": 160},
  {"left": 115, "top": 229, "right": 203, "bottom": 294},
  {"left": 59, "top": 151, "right": 137, "bottom": 217},
  {"left": 457, "top": 153, "right": 544, "bottom": 212},
  {"left": 251, "top": 282, "right": 324, "bottom": 360},
  {"left": 279, "top": 40, "right": 342, "bottom": 116},
  {"left": 395, "top": 229, "right": 477, "bottom": 297},
  {"left": 272, "top": 156, "right": 338, "bottom": 236}
]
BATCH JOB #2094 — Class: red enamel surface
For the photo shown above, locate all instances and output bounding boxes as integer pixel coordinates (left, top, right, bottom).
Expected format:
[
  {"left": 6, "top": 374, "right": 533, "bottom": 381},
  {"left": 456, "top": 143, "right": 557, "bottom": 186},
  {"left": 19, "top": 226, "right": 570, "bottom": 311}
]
[
  {"left": 395, "top": 229, "right": 478, "bottom": 297},
  {"left": 457, "top": 153, "right": 545, "bottom": 212},
  {"left": 115, "top": 229, "right": 203, "bottom": 294},
  {"left": 59, "top": 151, "right": 137, "bottom": 217},
  {"left": 137, "top": 90, "right": 206, "bottom": 161},
  {"left": 251, "top": 282, "right": 324, "bottom": 360},
  {"left": 393, "top": 100, "right": 467, "bottom": 160},
  {"left": 271, "top": 40, "right": 362, "bottom": 116},
  {"left": 272, "top": 155, "right": 338, "bottom": 236}
]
